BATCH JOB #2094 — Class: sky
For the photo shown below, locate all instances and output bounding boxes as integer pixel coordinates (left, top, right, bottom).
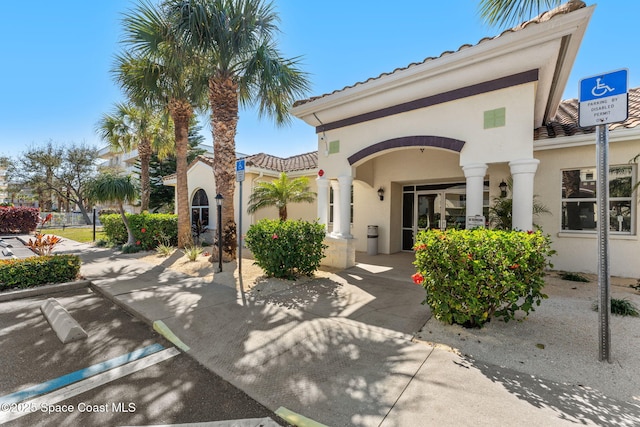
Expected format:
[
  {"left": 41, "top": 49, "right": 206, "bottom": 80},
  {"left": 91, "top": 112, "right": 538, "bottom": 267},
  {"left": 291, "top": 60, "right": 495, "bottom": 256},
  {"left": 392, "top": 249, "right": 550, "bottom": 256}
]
[{"left": 1, "top": 1, "right": 638, "bottom": 161}]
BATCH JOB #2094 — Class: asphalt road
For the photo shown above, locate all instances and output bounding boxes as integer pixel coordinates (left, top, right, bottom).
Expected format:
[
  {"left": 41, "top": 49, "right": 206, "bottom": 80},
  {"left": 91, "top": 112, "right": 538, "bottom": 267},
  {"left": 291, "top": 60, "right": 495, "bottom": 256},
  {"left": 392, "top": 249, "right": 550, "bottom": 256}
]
[{"left": 0, "top": 288, "right": 285, "bottom": 426}]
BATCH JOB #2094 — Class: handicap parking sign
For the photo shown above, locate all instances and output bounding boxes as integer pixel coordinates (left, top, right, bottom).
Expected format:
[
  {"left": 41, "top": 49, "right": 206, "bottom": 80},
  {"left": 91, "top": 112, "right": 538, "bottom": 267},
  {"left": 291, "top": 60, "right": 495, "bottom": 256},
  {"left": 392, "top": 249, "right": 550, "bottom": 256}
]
[{"left": 579, "top": 69, "right": 628, "bottom": 127}]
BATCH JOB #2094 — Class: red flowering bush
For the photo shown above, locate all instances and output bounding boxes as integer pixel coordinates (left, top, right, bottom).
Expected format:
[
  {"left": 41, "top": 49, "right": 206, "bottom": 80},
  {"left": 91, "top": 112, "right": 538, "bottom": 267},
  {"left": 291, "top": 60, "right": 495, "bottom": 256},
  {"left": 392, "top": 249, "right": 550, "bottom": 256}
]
[
  {"left": 413, "top": 229, "right": 554, "bottom": 327},
  {"left": 0, "top": 207, "right": 39, "bottom": 233},
  {"left": 245, "top": 219, "right": 327, "bottom": 279}
]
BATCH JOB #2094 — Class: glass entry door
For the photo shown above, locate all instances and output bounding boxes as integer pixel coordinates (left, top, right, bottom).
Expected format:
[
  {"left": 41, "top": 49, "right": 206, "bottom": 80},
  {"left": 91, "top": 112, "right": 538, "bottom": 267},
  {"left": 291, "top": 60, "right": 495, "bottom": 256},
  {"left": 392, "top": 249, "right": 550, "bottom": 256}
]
[{"left": 402, "top": 188, "right": 468, "bottom": 250}]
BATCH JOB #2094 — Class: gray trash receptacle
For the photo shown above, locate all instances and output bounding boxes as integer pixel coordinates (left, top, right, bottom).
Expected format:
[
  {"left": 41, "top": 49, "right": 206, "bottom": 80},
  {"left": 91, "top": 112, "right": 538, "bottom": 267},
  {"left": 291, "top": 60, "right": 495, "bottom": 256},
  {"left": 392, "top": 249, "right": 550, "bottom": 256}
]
[{"left": 367, "top": 225, "right": 378, "bottom": 256}]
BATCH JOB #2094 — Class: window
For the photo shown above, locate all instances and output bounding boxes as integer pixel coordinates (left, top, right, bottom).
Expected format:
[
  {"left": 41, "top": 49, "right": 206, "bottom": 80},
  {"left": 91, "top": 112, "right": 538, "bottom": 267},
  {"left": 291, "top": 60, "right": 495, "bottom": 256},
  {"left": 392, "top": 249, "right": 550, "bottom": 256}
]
[
  {"left": 191, "top": 189, "right": 210, "bottom": 229},
  {"left": 561, "top": 165, "right": 635, "bottom": 234}
]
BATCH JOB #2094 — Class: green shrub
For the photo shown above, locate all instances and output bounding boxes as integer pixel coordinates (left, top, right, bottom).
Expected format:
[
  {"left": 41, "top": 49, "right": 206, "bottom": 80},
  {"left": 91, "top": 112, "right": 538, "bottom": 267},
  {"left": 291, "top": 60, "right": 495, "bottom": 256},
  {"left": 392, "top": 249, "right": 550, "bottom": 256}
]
[
  {"left": 182, "top": 245, "right": 204, "bottom": 261},
  {"left": 100, "top": 212, "right": 177, "bottom": 250},
  {"left": 413, "top": 229, "right": 555, "bottom": 328},
  {"left": 592, "top": 298, "right": 639, "bottom": 317},
  {"left": 559, "top": 271, "right": 590, "bottom": 282},
  {"left": 245, "top": 219, "right": 327, "bottom": 279},
  {"left": 0, "top": 255, "right": 81, "bottom": 290}
]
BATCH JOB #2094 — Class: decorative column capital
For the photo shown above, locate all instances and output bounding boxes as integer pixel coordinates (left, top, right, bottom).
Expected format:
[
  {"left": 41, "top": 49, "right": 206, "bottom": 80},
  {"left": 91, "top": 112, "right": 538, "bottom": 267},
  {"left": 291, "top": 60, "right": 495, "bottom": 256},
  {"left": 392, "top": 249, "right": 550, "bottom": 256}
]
[
  {"left": 509, "top": 158, "right": 540, "bottom": 175},
  {"left": 462, "top": 163, "right": 488, "bottom": 178}
]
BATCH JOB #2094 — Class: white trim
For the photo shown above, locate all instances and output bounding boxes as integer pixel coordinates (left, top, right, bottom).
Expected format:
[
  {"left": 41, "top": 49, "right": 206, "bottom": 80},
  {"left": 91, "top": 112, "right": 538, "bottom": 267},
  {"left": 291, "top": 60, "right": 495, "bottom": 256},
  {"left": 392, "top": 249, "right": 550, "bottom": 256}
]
[{"left": 535, "top": 127, "right": 640, "bottom": 151}]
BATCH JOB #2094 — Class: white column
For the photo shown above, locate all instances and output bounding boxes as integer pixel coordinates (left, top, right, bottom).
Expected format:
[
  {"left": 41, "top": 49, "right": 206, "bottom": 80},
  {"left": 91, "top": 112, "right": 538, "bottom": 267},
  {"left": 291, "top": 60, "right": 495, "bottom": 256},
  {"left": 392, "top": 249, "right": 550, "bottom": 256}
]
[
  {"left": 463, "top": 163, "right": 488, "bottom": 219},
  {"left": 316, "top": 176, "right": 329, "bottom": 233},
  {"left": 330, "top": 180, "right": 341, "bottom": 237},
  {"left": 337, "top": 175, "right": 353, "bottom": 238},
  {"left": 509, "top": 158, "right": 540, "bottom": 231}
]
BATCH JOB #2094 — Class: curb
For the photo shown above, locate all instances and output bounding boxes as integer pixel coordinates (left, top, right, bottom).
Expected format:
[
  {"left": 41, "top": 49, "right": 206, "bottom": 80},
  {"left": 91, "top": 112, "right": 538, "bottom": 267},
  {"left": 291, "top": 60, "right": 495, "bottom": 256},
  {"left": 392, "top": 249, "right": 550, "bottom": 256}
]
[
  {"left": 275, "top": 407, "right": 329, "bottom": 427},
  {"left": 0, "top": 280, "right": 91, "bottom": 303}
]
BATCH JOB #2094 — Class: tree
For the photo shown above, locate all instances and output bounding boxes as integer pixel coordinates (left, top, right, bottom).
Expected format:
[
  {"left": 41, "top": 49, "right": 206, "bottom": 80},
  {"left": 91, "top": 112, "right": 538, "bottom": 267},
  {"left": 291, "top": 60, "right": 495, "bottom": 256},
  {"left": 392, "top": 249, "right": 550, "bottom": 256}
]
[
  {"left": 115, "top": 0, "right": 208, "bottom": 248},
  {"left": 247, "top": 173, "right": 316, "bottom": 220},
  {"left": 478, "top": 0, "right": 562, "bottom": 28},
  {"left": 164, "top": 0, "right": 310, "bottom": 256},
  {"left": 9, "top": 142, "right": 98, "bottom": 224},
  {"left": 488, "top": 178, "right": 550, "bottom": 230},
  {"left": 87, "top": 173, "right": 139, "bottom": 247},
  {"left": 97, "top": 102, "right": 173, "bottom": 211}
]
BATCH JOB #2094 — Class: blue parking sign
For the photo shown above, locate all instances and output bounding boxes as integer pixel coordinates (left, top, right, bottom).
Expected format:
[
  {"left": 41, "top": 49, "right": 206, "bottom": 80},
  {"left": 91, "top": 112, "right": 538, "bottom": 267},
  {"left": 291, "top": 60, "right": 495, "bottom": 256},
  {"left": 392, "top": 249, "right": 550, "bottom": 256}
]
[
  {"left": 579, "top": 69, "right": 628, "bottom": 127},
  {"left": 236, "top": 159, "right": 245, "bottom": 182}
]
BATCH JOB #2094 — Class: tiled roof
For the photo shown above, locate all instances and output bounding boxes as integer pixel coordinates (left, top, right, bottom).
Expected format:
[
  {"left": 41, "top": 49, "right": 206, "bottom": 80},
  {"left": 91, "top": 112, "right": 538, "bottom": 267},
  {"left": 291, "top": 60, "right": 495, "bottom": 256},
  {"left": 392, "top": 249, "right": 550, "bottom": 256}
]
[
  {"left": 241, "top": 151, "right": 318, "bottom": 172},
  {"left": 293, "top": 1, "right": 586, "bottom": 108},
  {"left": 534, "top": 87, "right": 640, "bottom": 140},
  {"left": 162, "top": 151, "right": 317, "bottom": 182}
]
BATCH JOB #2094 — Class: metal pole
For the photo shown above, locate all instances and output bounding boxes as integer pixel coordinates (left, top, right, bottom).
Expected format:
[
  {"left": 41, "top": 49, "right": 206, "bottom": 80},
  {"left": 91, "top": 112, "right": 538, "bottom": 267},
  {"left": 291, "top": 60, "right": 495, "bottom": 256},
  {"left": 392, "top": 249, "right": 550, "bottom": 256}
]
[
  {"left": 596, "top": 124, "right": 611, "bottom": 362},
  {"left": 217, "top": 203, "right": 223, "bottom": 273},
  {"left": 238, "top": 181, "right": 242, "bottom": 278},
  {"left": 92, "top": 208, "right": 96, "bottom": 242}
]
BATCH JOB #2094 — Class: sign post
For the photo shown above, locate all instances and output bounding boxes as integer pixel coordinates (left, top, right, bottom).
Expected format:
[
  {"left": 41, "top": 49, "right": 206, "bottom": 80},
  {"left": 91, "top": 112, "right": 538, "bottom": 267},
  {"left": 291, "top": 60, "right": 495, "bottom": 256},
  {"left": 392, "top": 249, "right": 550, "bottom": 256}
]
[
  {"left": 579, "top": 69, "right": 628, "bottom": 363},
  {"left": 236, "top": 159, "right": 246, "bottom": 279}
]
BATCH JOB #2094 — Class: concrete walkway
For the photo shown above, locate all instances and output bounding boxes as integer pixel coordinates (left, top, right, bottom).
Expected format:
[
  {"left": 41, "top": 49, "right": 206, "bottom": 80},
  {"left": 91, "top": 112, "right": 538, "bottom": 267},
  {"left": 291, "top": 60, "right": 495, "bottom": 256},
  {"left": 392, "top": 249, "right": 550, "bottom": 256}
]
[{"left": 64, "top": 243, "right": 639, "bottom": 426}]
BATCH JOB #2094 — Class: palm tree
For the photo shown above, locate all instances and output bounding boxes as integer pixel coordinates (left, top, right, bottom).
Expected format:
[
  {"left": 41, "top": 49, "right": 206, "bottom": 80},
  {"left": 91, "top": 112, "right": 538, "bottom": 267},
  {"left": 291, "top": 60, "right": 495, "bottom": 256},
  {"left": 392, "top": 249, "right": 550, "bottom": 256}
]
[
  {"left": 97, "top": 102, "right": 174, "bottom": 212},
  {"left": 114, "top": 0, "right": 208, "bottom": 247},
  {"left": 164, "top": 0, "right": 310, "bottom": 256},
  {"left": 478, "top": 0, "right": 562, "bottom": 28},
  {"left": 247, "top": 173, "right": 316, "bottom": 220},
  {"left": 87, "top": 173, "right": 138, "bottom": 247}
]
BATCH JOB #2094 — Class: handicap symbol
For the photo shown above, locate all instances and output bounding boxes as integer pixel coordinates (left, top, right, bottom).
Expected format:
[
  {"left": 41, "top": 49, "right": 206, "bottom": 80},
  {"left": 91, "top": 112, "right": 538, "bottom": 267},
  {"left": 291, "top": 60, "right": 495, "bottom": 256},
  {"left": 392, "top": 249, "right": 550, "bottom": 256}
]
[{"left": 591, "top": 78, "right": 615, "bottom": 97}]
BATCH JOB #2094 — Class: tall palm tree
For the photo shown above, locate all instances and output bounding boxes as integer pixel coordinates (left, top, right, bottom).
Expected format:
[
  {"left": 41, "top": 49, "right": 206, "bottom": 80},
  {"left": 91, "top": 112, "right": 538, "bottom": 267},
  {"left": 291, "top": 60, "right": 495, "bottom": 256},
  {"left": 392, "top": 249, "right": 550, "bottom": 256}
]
[
  {"left": 114, "top": 0, "right": 208, "bottom": 247},
  {"left": 478, "top": 0, "right": 562, "bottom": 28},
  {"left": 87, "top": 173, "right": 139, "bottom": 247},
  {"left": 247, "top": 172, "right": 316, "bottom": 220},
  {"left": 97, "top": 102, "right": 174, "bottom": 212},
  {"left": 164, "top": 0, "right": 310, "bottom": 256}
]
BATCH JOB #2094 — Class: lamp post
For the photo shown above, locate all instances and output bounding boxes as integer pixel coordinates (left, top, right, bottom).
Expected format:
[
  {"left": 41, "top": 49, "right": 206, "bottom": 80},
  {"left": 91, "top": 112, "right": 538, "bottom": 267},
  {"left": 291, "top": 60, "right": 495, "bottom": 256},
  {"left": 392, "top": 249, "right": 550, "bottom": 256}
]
[
  {"left": 499, "top": 180, "right": 508, "bottom": 198},
  {"left": 215, "top": 193, "right": 223, "bottom": 273}
]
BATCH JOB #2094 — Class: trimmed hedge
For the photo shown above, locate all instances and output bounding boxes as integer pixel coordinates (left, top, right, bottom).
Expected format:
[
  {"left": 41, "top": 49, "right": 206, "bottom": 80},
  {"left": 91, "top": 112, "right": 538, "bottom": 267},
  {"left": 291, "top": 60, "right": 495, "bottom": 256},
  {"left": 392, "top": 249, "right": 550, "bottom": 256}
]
[
  {"left": 0, "top": 207, "right": 40, "bottom": 233},
  {"left": 245, "top": 219, "right": 327, "bottom": 279},
  {"left": 413, "top": 229, "right": 555, "bottom": 328},
  {"left": 100, "top": 212, "right": 178, "bottom": 250},
  {"left": 0, "top": 255, "right": 81, "bottom": 290}
]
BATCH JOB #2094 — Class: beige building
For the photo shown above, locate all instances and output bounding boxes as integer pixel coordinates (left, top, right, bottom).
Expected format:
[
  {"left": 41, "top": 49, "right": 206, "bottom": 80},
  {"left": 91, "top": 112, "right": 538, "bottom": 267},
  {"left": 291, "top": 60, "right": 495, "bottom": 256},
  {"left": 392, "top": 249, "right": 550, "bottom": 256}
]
[{"left": 170, "top": 2, "right": 640, "bottom": 278}]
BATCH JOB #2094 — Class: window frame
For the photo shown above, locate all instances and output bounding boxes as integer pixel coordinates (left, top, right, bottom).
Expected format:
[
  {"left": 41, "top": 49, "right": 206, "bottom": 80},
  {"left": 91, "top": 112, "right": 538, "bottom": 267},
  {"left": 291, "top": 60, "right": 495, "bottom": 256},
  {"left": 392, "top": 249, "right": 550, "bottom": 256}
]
[{"left": 560, "top": 164, "right": 636, "bottom": 235}]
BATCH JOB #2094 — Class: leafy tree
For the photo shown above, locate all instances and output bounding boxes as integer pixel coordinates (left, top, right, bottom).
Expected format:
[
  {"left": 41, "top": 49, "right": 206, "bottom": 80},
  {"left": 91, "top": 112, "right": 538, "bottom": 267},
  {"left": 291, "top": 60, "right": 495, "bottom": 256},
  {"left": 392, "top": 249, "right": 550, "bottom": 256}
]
[
  {"left": 115, "top": 0, "right": 208, "bottom": 247},
  {"left": 478, "top": 0, "right": 562, "bottom": 28},
  {"left": 9, "top": 142, "right": 98, "bottom": 224},
  {"left": 488, "top": 178, "right": 550, "bottom": 230},
  {"left": 97, "top": 102, "right": 173, "bottom": 211},
  {"left": 247, "top": 173, "right": 316, "bottom": 220},
  {"left": 87, "top": 173, "right": 139, "bottom": 247},
  {"left": 164, "top": 0, "right": 310, "bottom": 256},
  {"left": 149, "top": 119, "right": 206, "bottom": 212}
]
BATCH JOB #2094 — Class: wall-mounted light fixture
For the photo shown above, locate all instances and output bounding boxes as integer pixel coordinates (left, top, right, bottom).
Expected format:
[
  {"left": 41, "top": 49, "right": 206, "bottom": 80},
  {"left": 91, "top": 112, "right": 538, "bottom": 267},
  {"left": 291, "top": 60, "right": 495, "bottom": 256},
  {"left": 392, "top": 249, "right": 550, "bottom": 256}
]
[
  {"left": 499, "top": 180, "right": 508, "bottom": 198},
  {"left": 377, "top": 187, "right": 384, "bottom": 201}
]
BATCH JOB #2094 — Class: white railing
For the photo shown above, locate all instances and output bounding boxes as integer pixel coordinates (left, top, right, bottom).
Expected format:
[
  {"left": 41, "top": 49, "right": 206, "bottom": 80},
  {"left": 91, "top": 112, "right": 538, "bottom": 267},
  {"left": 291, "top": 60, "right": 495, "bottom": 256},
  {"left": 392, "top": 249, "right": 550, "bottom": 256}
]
[{"left": 38, "top": 212, "right": 95, "bottom": 227}]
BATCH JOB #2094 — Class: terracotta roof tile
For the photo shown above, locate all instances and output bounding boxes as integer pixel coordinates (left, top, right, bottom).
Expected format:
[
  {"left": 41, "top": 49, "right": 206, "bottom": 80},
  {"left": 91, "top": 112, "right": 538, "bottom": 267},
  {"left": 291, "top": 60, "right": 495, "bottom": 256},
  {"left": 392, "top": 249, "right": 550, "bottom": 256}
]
[
  {"left": 293, "top": 1, "right": 586, "bottom": 108},
  {"left": 534, "top": 87, "right": 640, "bottom": 140},
  {"left": 241, "top": 151, "right": 318, "bottom": 172}
]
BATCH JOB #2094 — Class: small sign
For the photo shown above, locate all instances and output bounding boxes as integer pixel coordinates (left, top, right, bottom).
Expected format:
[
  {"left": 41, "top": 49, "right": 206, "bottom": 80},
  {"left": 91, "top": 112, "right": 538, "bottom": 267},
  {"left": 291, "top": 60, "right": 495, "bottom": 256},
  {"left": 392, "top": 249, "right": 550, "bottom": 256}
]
[
  {"left": 579, "top": 69, "right": 628, "bottom": 127},
  {"left": 466, "top": 215, "right": 485, "bottom": 229},
  {"left": 236, "top": 159, "right": 245, "bottom": 182}
]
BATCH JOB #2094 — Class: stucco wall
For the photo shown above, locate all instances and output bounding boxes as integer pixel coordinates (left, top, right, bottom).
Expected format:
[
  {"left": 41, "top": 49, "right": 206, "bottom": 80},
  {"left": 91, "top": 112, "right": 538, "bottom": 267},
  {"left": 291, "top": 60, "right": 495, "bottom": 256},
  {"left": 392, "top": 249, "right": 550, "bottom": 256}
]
[
  {"left": 316, "top": 83, "right": 536, "bottom": 179},
  {"left": 534, "top": 137, "right": 640, "bottom": 278}
]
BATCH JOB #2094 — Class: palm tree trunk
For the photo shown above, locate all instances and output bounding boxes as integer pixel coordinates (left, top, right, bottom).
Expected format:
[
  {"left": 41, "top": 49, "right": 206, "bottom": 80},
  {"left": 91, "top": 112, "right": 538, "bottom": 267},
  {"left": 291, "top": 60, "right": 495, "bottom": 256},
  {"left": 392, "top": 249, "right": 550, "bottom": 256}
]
[
  {"left": 119, "top": 202, "right": 136, "bottom": 246},
  {"left": 209, "top": 75, "right": 238, "bottom": 257},
  {"left": 169, "top": 99, "right": 194, "bottom": 248},
  {"left": 138, "top": 137, "right": 152, "bottom": 212}
]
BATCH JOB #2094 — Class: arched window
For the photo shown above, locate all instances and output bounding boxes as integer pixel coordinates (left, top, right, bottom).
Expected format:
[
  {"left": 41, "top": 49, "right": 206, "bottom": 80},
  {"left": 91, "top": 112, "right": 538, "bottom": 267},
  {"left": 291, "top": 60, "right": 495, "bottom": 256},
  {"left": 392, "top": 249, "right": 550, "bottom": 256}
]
[{"left": 191, "top": 189, "right": 209, "bottom": 229}]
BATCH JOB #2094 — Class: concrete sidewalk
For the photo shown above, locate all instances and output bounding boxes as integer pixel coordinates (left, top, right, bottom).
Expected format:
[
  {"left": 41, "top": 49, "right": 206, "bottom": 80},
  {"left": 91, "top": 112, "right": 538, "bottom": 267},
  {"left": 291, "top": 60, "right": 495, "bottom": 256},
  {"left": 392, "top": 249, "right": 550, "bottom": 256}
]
[{"left": 72, "top": 244, "right": 639, "bottom": 426}]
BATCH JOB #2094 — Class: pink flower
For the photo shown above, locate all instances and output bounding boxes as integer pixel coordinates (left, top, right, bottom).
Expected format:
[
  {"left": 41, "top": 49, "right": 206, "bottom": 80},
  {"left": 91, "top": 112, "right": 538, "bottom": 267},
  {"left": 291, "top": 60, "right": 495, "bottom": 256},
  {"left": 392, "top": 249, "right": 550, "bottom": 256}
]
[
  {"left": 136, "top": 240, "right": 141, "bottom": 245},
  {"left": 272, "top": 234, "right": 278, "bottom": 239},
  {"left": 413, "top": 244, "right": 427, "bottom": 251},
  {"left": 411, "top": 273, "right": 424, "bottom": 285},
  {"left": 141, "top": 228, "right": 147, "bottom": 233}
]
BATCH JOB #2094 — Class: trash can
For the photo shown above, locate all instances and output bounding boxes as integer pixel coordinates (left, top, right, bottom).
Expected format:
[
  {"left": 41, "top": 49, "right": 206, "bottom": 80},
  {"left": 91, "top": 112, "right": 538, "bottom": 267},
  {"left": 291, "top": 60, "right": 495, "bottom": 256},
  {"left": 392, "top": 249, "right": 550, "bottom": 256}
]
[{"left": 367, "top": 225, "right": 378, "bottom": 256}]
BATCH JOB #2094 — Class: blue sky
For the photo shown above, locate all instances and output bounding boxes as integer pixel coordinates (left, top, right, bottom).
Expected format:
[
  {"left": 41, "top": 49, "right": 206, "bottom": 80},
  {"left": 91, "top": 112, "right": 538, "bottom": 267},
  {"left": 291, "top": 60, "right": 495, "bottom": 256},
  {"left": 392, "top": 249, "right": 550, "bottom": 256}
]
[{"left": 0, "top": 1, "right": 637, "bottom": 160}]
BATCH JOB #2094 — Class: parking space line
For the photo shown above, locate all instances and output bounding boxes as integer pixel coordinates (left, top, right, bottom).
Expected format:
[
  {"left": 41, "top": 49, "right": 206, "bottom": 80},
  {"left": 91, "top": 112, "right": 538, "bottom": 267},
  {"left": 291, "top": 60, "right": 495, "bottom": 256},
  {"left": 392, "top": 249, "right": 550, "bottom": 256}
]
[
  {"left": 0, "top": 347, "right": 180, "bottom": 424},
  {"left": 0, "top": 343, "right": 165, "bottom": 405}
]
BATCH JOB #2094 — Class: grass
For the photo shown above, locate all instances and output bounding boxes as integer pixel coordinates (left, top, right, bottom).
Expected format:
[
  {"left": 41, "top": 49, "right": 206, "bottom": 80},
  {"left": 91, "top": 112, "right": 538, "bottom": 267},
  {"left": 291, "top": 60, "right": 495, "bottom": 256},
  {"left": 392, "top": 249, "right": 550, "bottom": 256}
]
[
  {"left": 39, "top": 227, "right": 106, "bottom": 243},
  {"left": 559, "top": 271, "right": 590, "bottom": 282}
]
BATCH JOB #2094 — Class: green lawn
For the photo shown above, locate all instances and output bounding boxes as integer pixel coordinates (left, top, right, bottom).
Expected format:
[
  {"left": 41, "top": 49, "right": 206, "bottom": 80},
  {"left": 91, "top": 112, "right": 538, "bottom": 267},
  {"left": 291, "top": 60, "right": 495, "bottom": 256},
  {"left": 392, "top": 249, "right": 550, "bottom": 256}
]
[{"left": 41, "top": 227, "right": 106, "bottom": 243}]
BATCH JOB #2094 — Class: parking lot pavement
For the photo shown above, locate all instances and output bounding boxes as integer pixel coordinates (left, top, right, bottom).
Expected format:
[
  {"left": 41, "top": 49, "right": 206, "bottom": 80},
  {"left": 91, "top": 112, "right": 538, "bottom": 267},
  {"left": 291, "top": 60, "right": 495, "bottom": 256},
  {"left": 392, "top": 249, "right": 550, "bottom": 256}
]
[{"left": 0, "top": 288, "right": 285, "bottom": 427}]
